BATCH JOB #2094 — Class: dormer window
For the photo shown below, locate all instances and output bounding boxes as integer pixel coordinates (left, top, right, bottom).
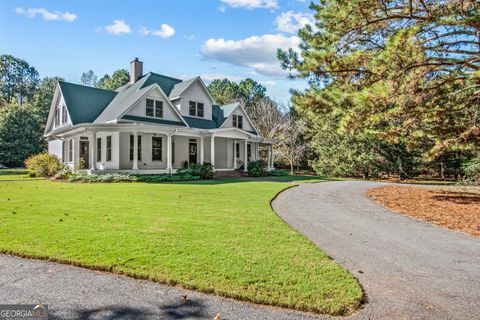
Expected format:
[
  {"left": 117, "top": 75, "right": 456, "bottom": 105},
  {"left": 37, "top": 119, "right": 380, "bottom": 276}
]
[
  {"left": 54, "top": 106, "right": 61, "bottom": 127},
  {"left": 189, "top": 101, "right": 204, "bottom": 118},
  {"left": 233, "top": 114, "right": 243, "bottom": 129},
  {"left": 61, "top": 105, "right": 68, "bottom": 124},
  {"left": 146, "top": 99, "right": 163, "bottom": 118}
]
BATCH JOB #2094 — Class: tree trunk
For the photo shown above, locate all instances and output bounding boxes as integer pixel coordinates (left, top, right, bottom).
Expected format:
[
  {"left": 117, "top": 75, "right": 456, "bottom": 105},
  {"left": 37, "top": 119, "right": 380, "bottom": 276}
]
[
  {"left": 290, "top": 160, "right": 294, "bottom": 176},
  {"left": 440, "top": 161, "right": 445, "bottom": 180}
]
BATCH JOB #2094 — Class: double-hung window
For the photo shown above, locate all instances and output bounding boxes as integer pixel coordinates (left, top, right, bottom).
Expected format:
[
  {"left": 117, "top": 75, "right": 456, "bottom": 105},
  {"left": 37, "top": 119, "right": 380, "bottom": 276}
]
[
  {"left": 152, "top": 137, "right": 163, "bottom": 161},
  {"left": 97, "top": 138, "right": 102, "bottom": 162},
  {"left": 62, "top": 105, "right": 68, "bottom": 124},
  {"left": 146, "top": 99, "right": 163, "bottom": 118},
  {"left": 129, "top": 135, "right": 142, "bottom": 161},
  {"left": 106, "top": 136, "right": 112, "bottom": 161},
  {"left": 62, "top": 141, "right": 67, "bottom": 162},
  {"left": 233, "top": 114, "right": 243, "bottom": 129},
  {"left": 54, "top": 106, "right": 61, "bottom": 127},
  {"left": 189, "top": 101, "right": 204, "bottom": 117},
  {"left": 68, "top": 140, "right": 73, "bottom": 162}
]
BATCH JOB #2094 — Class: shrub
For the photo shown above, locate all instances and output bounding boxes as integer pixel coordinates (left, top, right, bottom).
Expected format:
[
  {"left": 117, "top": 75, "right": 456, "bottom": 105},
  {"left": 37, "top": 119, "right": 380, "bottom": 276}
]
[
  {"left": 76, "top": 158, "right": 86, "bottom": 171},
  {"left": 54, "top": 167, "right": 72, "bottom": 180},
  {"left": 135, "top": 174, "right": 200, "bottom": 183},
  {"left": 179, "top": 162, "right": 214, "bottom": 179},
  {"left": 25, "top": 152, "right": 64, "bottom": 177},
  {"left": 268, "top": 169, "right": 289, "bottom": 176},
  {"left": 461, "top": 158, "right": 480, "bottom": 186},
  {"left": 68, "top": 173, "right": 137, "bottom": 183},
  {"left": 247, "top": 160, "right": 267, "bottom": 177}
]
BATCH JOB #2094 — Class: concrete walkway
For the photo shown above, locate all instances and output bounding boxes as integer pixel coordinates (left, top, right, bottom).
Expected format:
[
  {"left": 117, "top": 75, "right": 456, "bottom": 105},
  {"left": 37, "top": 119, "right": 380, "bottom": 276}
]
[{"left": 272, "top": 180, "right": 480, "bottom": 320}]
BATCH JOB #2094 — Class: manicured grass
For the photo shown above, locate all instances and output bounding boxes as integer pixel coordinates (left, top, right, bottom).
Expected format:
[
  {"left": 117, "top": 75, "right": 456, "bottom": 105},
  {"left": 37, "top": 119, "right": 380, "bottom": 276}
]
[{"left": 0, "top": 171, "right": 363, "bottom": 315}]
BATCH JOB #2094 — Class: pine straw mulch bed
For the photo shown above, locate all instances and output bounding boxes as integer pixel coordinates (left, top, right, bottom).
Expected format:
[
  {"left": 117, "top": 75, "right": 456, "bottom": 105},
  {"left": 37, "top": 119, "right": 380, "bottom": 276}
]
[{"left": 367, "top": 185, "right": 480, "bottom": 237}]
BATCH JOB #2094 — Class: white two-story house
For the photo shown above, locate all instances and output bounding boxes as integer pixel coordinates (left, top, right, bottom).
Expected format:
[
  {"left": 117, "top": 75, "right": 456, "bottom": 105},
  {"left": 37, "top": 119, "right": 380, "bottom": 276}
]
[{"left": 44, "top": 58, "right": 275, "bottom": 174}]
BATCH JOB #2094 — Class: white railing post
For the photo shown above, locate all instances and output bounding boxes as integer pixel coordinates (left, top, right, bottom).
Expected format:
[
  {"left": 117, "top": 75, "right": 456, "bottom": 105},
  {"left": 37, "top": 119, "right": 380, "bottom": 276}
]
[
  {"left": 210, "top": 135, "right": 215, "bottom": 168},
  {"left": 90, "top": 132, "right": 97, "bottom": 171},
  {"left": 243, "top": 139, "right": 248, "bottom": 172}
]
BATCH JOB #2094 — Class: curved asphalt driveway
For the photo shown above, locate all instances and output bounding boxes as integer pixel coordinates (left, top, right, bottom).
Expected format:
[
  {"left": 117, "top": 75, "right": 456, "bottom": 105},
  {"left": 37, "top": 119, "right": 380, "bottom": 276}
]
[{"left": 272, "top": 180, "right": 480, "bottom": 320}]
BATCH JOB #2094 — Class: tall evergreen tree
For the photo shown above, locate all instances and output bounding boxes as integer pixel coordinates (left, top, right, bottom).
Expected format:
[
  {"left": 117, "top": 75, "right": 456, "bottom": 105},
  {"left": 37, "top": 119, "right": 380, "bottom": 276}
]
[
  {"left": 279, "top": 0, "right": 480, "bottom": 155},
  {"left": 0, "top": 54, "right": 40, "bottom": 105}
]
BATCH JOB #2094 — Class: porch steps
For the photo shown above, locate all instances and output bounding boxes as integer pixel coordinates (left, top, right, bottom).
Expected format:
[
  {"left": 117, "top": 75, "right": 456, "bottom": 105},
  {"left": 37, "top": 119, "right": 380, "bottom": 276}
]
[{"left": 214, "top": 170, "right": 245, "bottom": 179}]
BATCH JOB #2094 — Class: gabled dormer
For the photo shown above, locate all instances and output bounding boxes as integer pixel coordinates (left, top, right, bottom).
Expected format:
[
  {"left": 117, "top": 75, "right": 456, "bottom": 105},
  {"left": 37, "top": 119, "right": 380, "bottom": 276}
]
[
  {"left": 169, "top": 77, "right": 215, "bottom": 121},
  {"left": 220, "top": 102, "right": 258, "bottom": 134}
]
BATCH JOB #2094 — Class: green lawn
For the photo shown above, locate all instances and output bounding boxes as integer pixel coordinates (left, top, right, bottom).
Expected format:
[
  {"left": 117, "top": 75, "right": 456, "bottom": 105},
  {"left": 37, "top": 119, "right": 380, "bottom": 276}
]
[{"left": 0, "top": 171, "right": 363, "bottom": 315}]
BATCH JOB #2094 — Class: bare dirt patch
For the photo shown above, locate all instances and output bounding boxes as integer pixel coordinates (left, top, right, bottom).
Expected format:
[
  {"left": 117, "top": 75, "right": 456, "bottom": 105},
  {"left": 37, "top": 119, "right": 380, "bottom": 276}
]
[{"left": 367, "top": 186, "right": 480, "bottom": 237}]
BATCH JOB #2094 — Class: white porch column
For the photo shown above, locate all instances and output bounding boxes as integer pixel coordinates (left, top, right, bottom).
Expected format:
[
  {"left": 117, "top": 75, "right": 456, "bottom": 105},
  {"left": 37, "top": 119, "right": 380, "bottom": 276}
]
[
  {"left": 267, "top": 144, "right": 272, "bottom": 171},
  {"left": 256, "top": 143, "right": 259, "bottom": 160},
  {"left": 167, "top": 134, "right": 172, "bottom": 172},
  {"left": 133, "top": 132, "right": 139, "bottom": 170},
  {"left": 210, "top": 135, "right": 215, "bottom": 167},
  {"left": 200, "top": 137, "right": 204, "bottom": 164},
  {"left": 243, "top": 139, "right": 248, "bottom": 172},
  {"left": 233, "top": 140, "right": 237, "bottom": 169},
  {"left": 90, "top": 132, "right": 97, "bottom": 170}
]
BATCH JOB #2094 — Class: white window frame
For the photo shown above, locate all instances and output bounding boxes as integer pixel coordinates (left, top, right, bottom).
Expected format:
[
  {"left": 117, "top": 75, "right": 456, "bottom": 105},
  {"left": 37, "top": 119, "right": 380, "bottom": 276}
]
[
  {"left": 146, "top": 99, "right": 164, "bottom": 118},
  {"left": 188, "top": 100, "right": 205, "bottom": 118},
  {"left": 233, "top": 114, "right": 243, "bottom": 129},
  {"left": 151, "top": 136, "right": 163, "bottom": 161}
]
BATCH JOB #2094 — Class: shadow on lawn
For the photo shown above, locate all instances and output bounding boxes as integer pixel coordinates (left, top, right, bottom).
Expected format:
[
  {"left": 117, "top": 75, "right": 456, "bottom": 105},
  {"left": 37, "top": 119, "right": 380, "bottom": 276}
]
[{"left": 50, "top": 299, "right": 209, "bottom": 320}]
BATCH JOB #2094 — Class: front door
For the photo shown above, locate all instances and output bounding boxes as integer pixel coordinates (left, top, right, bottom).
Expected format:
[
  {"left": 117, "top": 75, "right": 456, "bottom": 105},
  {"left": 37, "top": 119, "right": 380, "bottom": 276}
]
[
  {"left": 189, "top": 141, "right": 197, "bottom": 164},
  {"left": 80, "top": 140, "right": 89, "bottom": 169}
]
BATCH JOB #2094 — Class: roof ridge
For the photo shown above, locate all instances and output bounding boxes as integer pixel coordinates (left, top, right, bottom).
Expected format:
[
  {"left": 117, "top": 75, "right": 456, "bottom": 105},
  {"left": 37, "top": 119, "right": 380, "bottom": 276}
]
[
  {"left": 146, "top": 72, "right": 183, "bottom": 82},
  {"left": 58, "top": 81, "right": 117, "bottom": 93}
]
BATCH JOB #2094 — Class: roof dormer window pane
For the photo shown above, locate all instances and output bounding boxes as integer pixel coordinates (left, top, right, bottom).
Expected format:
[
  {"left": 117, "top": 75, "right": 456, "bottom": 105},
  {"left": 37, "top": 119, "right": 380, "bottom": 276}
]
[
  {"left": 189, "top": 101, "right": 196, "bottom": 116},
  {"left": 146, "top": 99, "right": 163, "bottom": 118},
  {"left": 189, "top": 101, "right": 204, "bottom": 118},
  {"left": 62, "top": 105, "right": 68, "bottom": 124},
  {"left": 146, "top": 99, "right": 154, "bottom": 117}
]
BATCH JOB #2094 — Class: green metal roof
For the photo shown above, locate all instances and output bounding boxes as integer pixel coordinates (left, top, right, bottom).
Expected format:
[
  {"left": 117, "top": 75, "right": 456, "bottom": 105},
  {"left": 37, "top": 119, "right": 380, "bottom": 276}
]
[
  {"left": 122, "top": 115, "right": 185, "bottom": 127},
  {"left": 183, "top": 116, "right": 218, "bottom": 129},
  {"left": 59, "top": 81, "right": 117, "bottom": 124},
  {"left": 140, "top": 72, "right": 182, "bottom": 96}
]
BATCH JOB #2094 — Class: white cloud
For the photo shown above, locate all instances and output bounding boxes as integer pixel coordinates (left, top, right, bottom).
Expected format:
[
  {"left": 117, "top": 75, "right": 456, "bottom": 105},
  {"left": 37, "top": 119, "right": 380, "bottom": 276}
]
[
  {"left": 201, "top": 34, "right": 300, "bottom": 77},
  {"left": 260, "top": 80, "right": 276, "bottom": 87},
  {"left": 140, "top": 24, "right": 175, "bottom": 38},
  {"left": 218, "top": 5, "right": 226, "bottom": 12},
  {"left": 219, "top": 0, "right": 278, "bottom": 10},
  {"left": 15, "top": 7, "right": 76, "bottom": 22},
  {"left": 102, "top": 20, "right": 131, "bottom": 35},
  {"left": 275, "top": 11, "right": 314, "bottom": 33}
]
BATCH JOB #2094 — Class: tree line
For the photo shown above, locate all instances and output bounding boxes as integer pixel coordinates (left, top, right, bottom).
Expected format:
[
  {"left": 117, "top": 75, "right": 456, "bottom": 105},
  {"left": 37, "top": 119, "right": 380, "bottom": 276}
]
[
  {"left": 0, "top": 54, "right": 131, "bottom": 167},
  {"left": 278, "top": 0, "right": 480, "bottom": 180}
]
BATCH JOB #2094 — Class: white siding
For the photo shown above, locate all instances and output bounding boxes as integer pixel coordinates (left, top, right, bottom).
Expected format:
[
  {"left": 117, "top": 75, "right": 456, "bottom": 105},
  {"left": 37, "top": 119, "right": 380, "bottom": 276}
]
[
  {"left": 177, "top": 82, "right": 213, "bottom": 120},
  {"left": 222, "top": 108, "right": 255, "bottom": 132},
  {"left": 126, "top": 88, "right": 184, "bottom": 123},
  {"left": 48, "top": 139, "right": 63, "bottom": 160}
]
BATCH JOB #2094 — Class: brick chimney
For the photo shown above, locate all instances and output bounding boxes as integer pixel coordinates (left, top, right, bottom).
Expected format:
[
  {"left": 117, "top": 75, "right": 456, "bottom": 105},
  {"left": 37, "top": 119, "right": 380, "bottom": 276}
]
[{"left": 130, "top": 58, "right": 143, "bottom": 83}]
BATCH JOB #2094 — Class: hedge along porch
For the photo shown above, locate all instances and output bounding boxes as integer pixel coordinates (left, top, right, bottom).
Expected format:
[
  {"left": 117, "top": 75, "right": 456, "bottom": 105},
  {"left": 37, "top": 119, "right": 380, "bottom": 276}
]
[{"left": 48, "top": 123, "right": 276, "bottom": 174}]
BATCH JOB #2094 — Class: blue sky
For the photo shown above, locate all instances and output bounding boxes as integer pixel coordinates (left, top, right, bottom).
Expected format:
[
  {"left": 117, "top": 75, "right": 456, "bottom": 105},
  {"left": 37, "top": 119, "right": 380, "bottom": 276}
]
[{"left": 0, "top": 0, "right": 313, "bottom": 104}]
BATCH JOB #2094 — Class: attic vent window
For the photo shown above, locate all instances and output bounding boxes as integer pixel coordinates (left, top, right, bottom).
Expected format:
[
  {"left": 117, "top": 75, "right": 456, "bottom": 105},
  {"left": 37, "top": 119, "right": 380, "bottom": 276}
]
[
  {"left": 189, "top": 101, "right": 204, "bottom": 118},
  {"left": 146, "top": 99, "right": 163, "bottom": 118},
  {"left": 233, "top": 114, "right": 243, "bottom": 129}
]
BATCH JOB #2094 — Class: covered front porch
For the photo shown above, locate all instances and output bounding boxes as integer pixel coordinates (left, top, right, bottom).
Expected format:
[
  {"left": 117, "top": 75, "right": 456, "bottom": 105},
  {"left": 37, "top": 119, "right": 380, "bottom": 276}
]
[{"left": 50, "top": 123, "right": 275, "bottom": 174}]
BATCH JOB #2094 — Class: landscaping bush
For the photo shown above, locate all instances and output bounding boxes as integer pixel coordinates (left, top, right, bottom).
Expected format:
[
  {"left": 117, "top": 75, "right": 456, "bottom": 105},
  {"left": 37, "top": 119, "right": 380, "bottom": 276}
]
[
  {"left": 247, "top": 160, "right": 267, "bottom": 177},
  {"left": 68, "top": 173, "right": 137, "bottom": 183},
  {"left": 460, "top": 158, "right": 480, "bottom": 186},
  {"left": 268, "top": 169, "right": 289, "bottom": 176},
  {"left": 179, "top": 162, "right": 214, "bottom": 179},
  {"left": 25, "top": 152, "right": 64, "bottom": 177},
  {"left": 136, "top": 174, "right": 200, "bottom": 183},
  {"left": 67, "top": 172, "right": 200, "bottom": 183}
]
